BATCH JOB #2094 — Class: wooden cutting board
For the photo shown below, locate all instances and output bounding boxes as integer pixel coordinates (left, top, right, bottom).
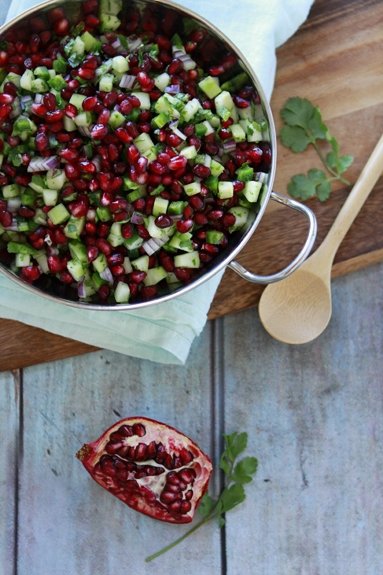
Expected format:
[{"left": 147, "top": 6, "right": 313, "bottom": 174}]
[{"left": 1, "top": 0, "right": 382, "bottom": 371}]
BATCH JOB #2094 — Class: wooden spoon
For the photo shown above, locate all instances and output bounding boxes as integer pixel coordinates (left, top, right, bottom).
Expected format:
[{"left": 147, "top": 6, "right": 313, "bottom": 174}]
[{"left": 258, "top": 133, "right": 383, "bottom": 344}]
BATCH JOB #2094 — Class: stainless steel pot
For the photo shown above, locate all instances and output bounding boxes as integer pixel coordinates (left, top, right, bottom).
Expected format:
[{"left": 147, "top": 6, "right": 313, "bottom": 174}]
[{"left": 0, "top": 0, "right": 317, "bottom": 310}]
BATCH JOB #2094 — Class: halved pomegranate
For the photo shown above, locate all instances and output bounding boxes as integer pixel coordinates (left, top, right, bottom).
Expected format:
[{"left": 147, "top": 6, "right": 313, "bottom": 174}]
[{"left": 76, "top": 416, "right": 213, "bottom": 524}]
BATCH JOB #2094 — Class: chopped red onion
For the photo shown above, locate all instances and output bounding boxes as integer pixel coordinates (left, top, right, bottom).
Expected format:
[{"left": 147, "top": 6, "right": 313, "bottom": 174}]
[
  {"left": 99, "top": 267, "right": 114, "bottom": 284},
  {"left": 119, "top": 74, "right": 137, "bottom": 89},
  {"left": 142, "top": 236, "right": 169, "bottom": 255},
  {"left": 165, "top": 84, "right": 181, "bottom": 94},
  {"left": 222, "top": 140, "right": 237, "bottom": 153},
  {"left": 131, "top": 211, "right": 144, "bottom": 225},
  {"left": 77, "top": 282, "right": 87, "bottom": 298},
  {"left": 27, "top": 155, "right": 60, "bottom": 172}
]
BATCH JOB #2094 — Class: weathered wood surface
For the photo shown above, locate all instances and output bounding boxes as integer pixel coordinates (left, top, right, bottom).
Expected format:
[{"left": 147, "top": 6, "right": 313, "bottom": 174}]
[
  {"left": 1, "top": 0, "right": 383, "bottom": 370},
  {"left": 2, "top": 262, "right": 383, "bottom": 574}
]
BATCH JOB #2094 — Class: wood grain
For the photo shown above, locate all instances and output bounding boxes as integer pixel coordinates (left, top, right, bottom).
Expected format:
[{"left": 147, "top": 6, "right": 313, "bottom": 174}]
[
  {"left": 1, "top": 0, "right": 383, "bottom": 370},
  {"left": 223, "top": 262, "right": 383, "bottom": 575}
]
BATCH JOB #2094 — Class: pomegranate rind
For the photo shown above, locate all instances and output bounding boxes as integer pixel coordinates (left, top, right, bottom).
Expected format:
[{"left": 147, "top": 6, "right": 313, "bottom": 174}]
[{"left": 77, "top": 416, "right": 213, "bottom": 524}]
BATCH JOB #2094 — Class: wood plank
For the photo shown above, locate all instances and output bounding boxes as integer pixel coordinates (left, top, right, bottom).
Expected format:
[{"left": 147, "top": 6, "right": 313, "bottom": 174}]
[
  {"left": 0, "top": 370, "right": 20, "bottom": 573},
  {"left": 17, "top": 325, "right": 223, "bottom": 573},
  {"left": 1, "top": 0, "right": 383, "bottom": 369},
  {"left": 222, "top": 262, "right": 383, "bottom": 575}
]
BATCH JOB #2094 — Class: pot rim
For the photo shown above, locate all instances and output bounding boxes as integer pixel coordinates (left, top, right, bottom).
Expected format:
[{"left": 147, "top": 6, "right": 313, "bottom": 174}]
[{"left": 0, "top": 0, "right": 278, "bottom": 310}]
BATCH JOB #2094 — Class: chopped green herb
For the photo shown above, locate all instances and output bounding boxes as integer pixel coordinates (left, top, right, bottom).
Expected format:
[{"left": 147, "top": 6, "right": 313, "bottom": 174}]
[{"left": 280, "top": 97, "right": 353, "bottom": 201}]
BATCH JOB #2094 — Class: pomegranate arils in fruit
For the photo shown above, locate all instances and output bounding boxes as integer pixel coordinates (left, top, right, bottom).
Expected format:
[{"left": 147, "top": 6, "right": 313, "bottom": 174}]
[{"left": 77, "top": 417, "right": 212, "bottom": 524}]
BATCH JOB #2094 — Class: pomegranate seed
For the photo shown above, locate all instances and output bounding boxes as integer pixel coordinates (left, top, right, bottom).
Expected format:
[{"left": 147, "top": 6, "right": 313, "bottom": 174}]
[
  {"left": 96, "top": 238, "right": 112, "bottom": 255},
  {"left": 193, "top": 164, "right": 211, "bottom": 179},
  {"left": 155, "top": 214, "right": 173, "bottom": 228},
  {"left": 82, "top": 96, "right": 98, "bottom": 111},
  {"left": 130, "top": 270, "right": 146, "bottom": 283},
  {"left": 87, "top": 246, "right": 99, "bottom": 262},
  {"left": 176, "top": 219, "right": 193, "bottom": 233},
  {"left": 0, "top": 93, "right": 14, "bottom": 104},
  {"left": 20, "top": 265, "right": 40, "bottom": 282},
  {"left": 168, "top": 155, "right": 187, "bottom": 171},
  {"left": 247, "top": 146, "right": 263, "bottom": 164},
  {"left": 97, "top": 108, "right": 111, "bottom": 125},
  {"left": 54, "top": 18, "right": 70, "bottom": 36},
  {"left": 91, "top": 124, "right": 108, "bottom": 139},
  {"left": 77, "top": 66, "right": 95, "bottom": 80}
]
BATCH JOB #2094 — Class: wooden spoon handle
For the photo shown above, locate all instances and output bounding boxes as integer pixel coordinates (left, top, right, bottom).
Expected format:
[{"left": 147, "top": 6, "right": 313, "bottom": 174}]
[{"left": 318, "top": 133, "right": 383, "bottom": 261}]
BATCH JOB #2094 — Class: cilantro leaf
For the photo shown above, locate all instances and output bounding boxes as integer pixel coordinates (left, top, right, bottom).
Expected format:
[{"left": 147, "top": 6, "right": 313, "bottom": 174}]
[
  {"left": 232, "top": 457, "right": 259, "bottom": 484},
  {"left": 288, "top": 169, "right": 331, "bottom": 202},
  {"left": 280, "top": 96, "right": 353, "bottom": 201},
  {"left": 220, "top": 483, "right": 246, "bottom": 513},
  {"left": 280, "top": 125, "right": 312, "bottom": 152}
]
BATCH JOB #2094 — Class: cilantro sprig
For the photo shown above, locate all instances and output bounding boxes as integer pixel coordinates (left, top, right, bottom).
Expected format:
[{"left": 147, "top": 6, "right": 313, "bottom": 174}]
[
  {"left": 145, "top": 431, "right": 258, "bottom": 562},
  {"left": 280, "top": 97, "right": 353, "bottom": 201}
]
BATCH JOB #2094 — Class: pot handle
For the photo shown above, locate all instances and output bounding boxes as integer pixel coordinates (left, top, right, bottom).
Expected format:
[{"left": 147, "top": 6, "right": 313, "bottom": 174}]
[{"left": 228, "top": 191, "right": 317, "bottom": 284}]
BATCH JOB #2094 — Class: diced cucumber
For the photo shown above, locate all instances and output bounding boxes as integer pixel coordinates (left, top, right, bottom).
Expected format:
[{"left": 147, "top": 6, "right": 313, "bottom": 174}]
[
  {"left": 210, "top": 159, "right": 225, "bottom": 177},
  {"left": 230, "top": 123, "right": 246, "bottom": 142},
  {"left": 183, "top": 181, "right": 201, "bottom": 196},
  {"left": 20, "top": 69, "right": 34, "bottom": 91},
  {"left": 132, "top": 91, "right": 151, "bottom": 110},
  {"left": 96, "top": 206, "right": 112, "bottom": 222},
  {"left": 108, "top": 222, "right": 124, "bottom": 246},
  {"left": 151, "top": 112, "right": 170, "bottom": 129},
  {"left": 46, "top": 169, "right": 66, "bottom": 190},
  {"left": 69, "top": 93, "right": 87, "bottom": 109},
  {"left": 195, "top": 120, "right": 214, "bottom": 137},
  {"left": 64, "top": 216, "right": 85, "bottom": 238},
  {"left": 29, "top": 175, "right": 45, "bottom": 193},
  {"left": 228, "top": 206, "right": 249, "bottom": 231},
  {"left": 42, "top": 188, "right": 59, "bottom": 206},
  {"left": 180, "top": 145, "right": 198, "bottom": 160},
  {"left": 239, "top": 119, "right": 263, "bottom": 142},
  {"left": 143, "top": 266, "right": 167, "bottom": 286},
  {"left": 124, "top": 233, "right": 144, "bottom": 251},
  {"left": 93, "top": 252, "right": 108, "bottom": 273},
  {"left": 74, "top": 111, "right": 93, "bottom": 127},
  {"left": 64, "top": 116, "right": 77, "bottom": 132},
  {"left": 217, "top": 181, "right": 234, "bottom": 199},
  {"left": 2, "top": 183, "right": 21, "bottom": 198},
  {"left": 7, "top": 241, "right": 38, "bottom": 256},
  {"left": 152, "top": 197, "right": 169, "bottom": 216},
  {"left": 243, "top": 180, "right": 262, "bottom": 203},
  {"left": 133, "top": 132, "right": 154, "bottom": 154},
  {"left": 108, "top": 110, "right": 125, "bottom": 128},
  {"left": 174, "top": 251, "right": 200, "bottom": 268},
  {"left": 214, "top": 90, "right": 235, "bottom": 121},
  {"left": 131, "top": 254, "right": 149, "bottom": 272},
  {"left": 198, "top": 75, "right": 221, "bottom": 99},
  {"left": 182, "top": 97, "right": 203, "bottom": 122},
  {"left": 154, "top": 72, "right": 170, "bottom": 91},
  {"left": 99, "top": 73, "right": 114, "bottom": 92},
  {"left": 236, "top": 163, "right": 254, "bottom": 182},
  {"left": 34, "top": 252, "right": 49, "bottom": 273},
  {"left": 67, "top": 259, "right": 86, "bottom": 282},
  {"left": 31, "top": 78, "right": 49, "bottom": 93},
  {"left": 69, "top": 240, "right": 88, "bottom": 264},
  {"left": 15, "top": 253, "right": 31, "bottom": 267},
  {"left": 206, "top": 230, "right": 224, "bottom": 245},
  {"left": 100, "top": 0, "right": 122, "bottom": 15},
  {"left": 20, "top": 188, "right": 37, "bottom": 207},
  {"left": 122, "top": 257, "right": 132, "bottom": 273},
  {"left": 112, "top": 55, "right": 129, "bottom": 73},
  {"left": 81, "top": 30, "right": 102, "bottom": 52},
  {"left": 168, "top": 201, "right": 187, "bottom": 215},
  {"left": 114, "top": 281, "right": 130, "bottom": 303},
  {"left": 168, "top": 231, "right": 194, "bottom": 252}
]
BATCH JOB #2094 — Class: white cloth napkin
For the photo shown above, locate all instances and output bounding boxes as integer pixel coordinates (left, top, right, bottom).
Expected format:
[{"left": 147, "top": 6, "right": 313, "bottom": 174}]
[{"left": 0, "top": 0, "right": 313, "bottom": 365}]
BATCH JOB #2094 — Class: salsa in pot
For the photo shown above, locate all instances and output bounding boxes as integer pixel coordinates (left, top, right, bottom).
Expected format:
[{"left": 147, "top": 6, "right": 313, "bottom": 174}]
[{"left": 0, "top": 0, "right": 272, "bottom": 304}]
